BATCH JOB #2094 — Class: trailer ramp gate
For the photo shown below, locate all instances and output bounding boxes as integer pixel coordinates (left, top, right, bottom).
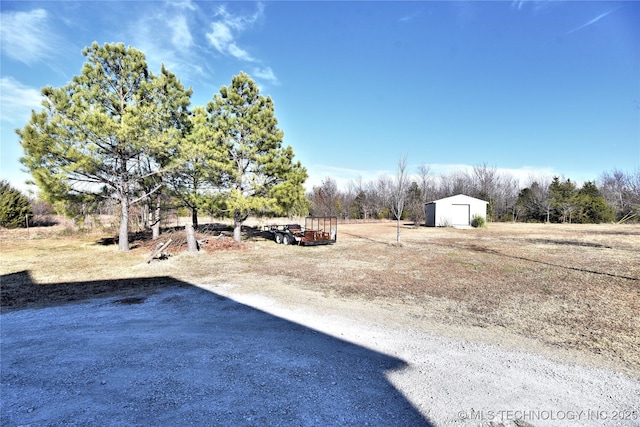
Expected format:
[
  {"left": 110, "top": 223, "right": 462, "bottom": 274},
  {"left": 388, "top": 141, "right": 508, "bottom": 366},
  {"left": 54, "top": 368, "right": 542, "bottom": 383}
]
[{"left": 301, "top": 216, "right": 337, "bottom": 246}]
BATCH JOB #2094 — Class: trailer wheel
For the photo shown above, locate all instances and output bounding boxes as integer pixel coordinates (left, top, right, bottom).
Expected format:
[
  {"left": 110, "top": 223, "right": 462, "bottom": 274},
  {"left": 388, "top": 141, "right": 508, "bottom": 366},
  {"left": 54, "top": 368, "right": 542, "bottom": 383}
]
[
  {"left": 274, "top": 233, "right": 283, "bottom": 244},
  {"left": 283, "top": 233, "right": 292, "bottom": 245}
]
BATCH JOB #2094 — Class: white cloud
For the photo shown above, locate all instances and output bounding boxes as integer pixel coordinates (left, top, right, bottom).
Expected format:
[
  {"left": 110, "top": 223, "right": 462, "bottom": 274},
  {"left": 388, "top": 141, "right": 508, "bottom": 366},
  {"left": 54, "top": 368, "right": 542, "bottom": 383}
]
[
  {"left": 207, "top": 21, "right": 253, "bottom": 61},
  {"left": 304, "top": 164, "right": 391, "bottom": 192},
  {"left": 491, "top": 166, "right": 557, "bottom": 186},
  {"left": 304, "top": 163, "right": 560, "bottom": 191},
  {"left": 398, "top": 10, "right": 422, "bottom": 23},
  {"left": 426, "top": 163, "right": 559, "bottom": 187},
  {"left": 0, "top": 9, "right": 57, "bottom": 65},
  {"left": 0, "top": 77, "right": 43, "bottom": 124},
  {"left": 227, "top": 42, "right": 253, "bottom": 63},
  {"left": 207, "top": 22, "right": 234, "bottom": 51},
  {"left": 512, "top": 0, "right": 556, "bottom": 14},
  {"left": 130, "top": 2, "right": 273, "bottom": 86},
  {"left": 127, "top": 5, "right": 203, "bottom": 83},
  {"left": 564, "top": 6, "right": 622, "bottom": 36},
  {"left": 252, "top": 67, "right": 278, "bottom": 85},
  {"left": 205, "top": 4, "right": 264, "bottom": 62},
  {"left": 168, "top": 0, "right": 196, "bottom": 11},
  {"left": 170, "top": 15, "right": 194, "bottom": 49}
]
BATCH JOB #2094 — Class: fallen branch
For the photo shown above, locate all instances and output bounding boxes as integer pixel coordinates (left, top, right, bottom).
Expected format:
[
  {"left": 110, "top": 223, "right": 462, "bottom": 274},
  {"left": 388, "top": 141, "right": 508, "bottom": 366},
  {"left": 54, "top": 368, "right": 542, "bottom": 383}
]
[
  {"left": 146, "top": 239, "right": 172, "bottom": 263},
  {"left": 617, "top": 212, "right": 637, "bottom": 224}
]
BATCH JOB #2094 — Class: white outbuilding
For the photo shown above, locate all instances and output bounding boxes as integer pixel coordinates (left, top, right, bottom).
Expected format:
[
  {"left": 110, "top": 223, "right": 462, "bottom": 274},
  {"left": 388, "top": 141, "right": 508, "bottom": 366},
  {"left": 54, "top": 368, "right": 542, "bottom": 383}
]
[{"left": 424, "top": 194, "right": 488, "bottom": 227}]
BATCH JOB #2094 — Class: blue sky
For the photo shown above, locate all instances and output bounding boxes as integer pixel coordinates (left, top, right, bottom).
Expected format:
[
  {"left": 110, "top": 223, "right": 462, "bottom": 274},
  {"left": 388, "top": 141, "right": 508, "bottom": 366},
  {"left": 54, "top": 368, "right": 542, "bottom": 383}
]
[{"left": 1, "top": 1, "right": 639, "bottom": 193}]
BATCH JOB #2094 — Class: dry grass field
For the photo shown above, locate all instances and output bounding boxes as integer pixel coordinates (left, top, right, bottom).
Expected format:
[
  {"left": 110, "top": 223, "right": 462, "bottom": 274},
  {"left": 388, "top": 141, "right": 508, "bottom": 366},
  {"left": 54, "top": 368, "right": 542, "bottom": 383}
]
[{"left": 1, "top": 219, "right": 639, "bottom": 380}]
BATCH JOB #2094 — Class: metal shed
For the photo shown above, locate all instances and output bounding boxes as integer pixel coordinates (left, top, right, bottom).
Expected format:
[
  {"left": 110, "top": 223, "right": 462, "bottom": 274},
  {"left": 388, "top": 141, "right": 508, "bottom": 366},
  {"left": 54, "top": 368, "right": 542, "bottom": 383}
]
[{"left": 424, "top": 194, "right": 488, "bottom": 227}]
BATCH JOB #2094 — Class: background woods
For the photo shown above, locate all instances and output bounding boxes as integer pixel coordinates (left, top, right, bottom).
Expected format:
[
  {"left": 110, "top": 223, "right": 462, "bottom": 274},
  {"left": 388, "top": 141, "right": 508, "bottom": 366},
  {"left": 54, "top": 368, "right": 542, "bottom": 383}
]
[{"left": 307, "top": 166, "right": 639, "bottom": 225}]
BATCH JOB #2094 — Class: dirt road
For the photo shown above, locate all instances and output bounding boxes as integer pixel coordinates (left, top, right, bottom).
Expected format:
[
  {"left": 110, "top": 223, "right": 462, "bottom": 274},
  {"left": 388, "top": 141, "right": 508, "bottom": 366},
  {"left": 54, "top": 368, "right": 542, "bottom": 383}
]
[{"left": 2, "top": 280, "right": 638, "bottom": 426}]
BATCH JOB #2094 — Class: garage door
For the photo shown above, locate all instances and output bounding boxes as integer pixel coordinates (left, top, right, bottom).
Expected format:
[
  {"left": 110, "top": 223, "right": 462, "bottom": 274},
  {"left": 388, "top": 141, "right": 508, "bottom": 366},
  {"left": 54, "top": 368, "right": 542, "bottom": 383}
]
[{"left": 451, "top": 204, "right": 470, "bottom": 225}]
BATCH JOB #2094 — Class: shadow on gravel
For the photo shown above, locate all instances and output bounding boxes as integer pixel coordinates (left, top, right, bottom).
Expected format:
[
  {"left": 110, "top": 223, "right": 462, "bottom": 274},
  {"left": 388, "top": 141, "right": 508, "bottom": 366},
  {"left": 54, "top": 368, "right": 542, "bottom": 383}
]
[
  {"left": 0, "top": 271, "right": 188, "bottom": 312},
  {"left": 1, "top": 272, "right": 433, "bottom": 426}
]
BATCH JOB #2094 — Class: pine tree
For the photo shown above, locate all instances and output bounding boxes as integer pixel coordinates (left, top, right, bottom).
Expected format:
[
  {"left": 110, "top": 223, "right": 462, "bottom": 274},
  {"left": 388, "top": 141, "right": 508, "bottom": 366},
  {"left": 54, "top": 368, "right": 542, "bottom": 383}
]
[
  {"left": 405, "top": 181, "right": 424, "bottom": 226},
  {"left": 207, "top": 73, "right": 307, "bottom": 241},
  {"left": 18, "top": 43, "right": 191, "bottom": 250},
  {"left": 574, "top": 181, "right": 614, "bottom": 223},
  {"left": 164, "top": 106, "right": 224, "bottom": 228},
  {"left": 0, "top": 181, "right": 32, "bottom": 228},
  {"left": 549, "top": 177, "right": 577, "bottom": 223}
]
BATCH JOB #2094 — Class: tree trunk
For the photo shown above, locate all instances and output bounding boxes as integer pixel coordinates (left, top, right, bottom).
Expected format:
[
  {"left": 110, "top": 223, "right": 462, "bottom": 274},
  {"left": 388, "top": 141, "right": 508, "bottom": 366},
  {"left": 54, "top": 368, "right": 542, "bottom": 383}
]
[
  {"left": 142, "top": 200, "right": 150, "bottom": 230},
  {"left": 191, "top": 208, "right": 198, "bottom": 229},
  {"left": 396, "top": 218, "right": 401, "bottom": 243},
  {"left": 152, "top": 194, "right": 161, "bottom": 240},
  {"left": 118, "top": 154, "right": 130, "bottom": 251},
  {"left": 233, "top": 210, "right": 246, "bottom": 242},
  {"left": 119, "top": 198, "right": 130, "bottom": 251},
  {"left": 185, "top": 223, "right": 199, "bottom": 252},
  {"left": 233, "top": 221, "right": 242, "bottom": 242}
]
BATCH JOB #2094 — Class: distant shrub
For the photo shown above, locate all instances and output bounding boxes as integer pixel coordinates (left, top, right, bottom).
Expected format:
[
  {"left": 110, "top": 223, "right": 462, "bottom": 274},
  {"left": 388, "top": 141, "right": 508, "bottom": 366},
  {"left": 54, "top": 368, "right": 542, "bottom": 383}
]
[
  {"left": 378, "top": 207, "right": 391, "bottom": 220},
  {"left": 0, "top": 180, "right": 32, "bottom": 228},
  {"left": 471, "top": 214, "right": 486, "bottom": 228}
]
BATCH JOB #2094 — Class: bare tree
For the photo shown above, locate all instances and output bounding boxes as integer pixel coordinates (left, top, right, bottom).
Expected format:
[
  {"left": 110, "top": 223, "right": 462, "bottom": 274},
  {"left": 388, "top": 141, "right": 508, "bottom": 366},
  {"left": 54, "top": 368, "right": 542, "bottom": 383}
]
[
  {"left": 600, "top": 169, "right": 629, "bottom": 218},
  {"left": 471, "top": 163, "right": 497, "bottom": 199},
  {"left": 518, "top": 175, "right": 552, "bottom": 223},
  {"left": 470, "top": 164, "right": 522, "bottom": 221},
  {"left": 341, "top": 180, "right": 358, "bottom": 219},
  {"left": 496, "top": 174, "right": 520, "bottom": 221},
  {"left": 389, "top": 156, "right": 410, "bottom": 244},
  {"left": 418, "top": 164, "right": 435, "bottom": 203},
  {"left": 310, "top": 177, "right": 339, "bottom": 216},
  {"left": 469, "top": 163, "right": 495, "bottom": 221},
  {"left": 438, "top": 170, "right": 473, "bottom": 199},
  {"left": 376, "top": 175, "right": 393, "bottom": 218},
  {"left": 365, "top": 180, "right": 383, "bottom": 219},
  {"left": 599, "top": 169, "right": 640, "bottom": 221},
  {"left": 630, "top": 169, "right": 640, "bottom": 202},
  {"left": 623, "top": 169, "right": 640, "bottom": 222}
]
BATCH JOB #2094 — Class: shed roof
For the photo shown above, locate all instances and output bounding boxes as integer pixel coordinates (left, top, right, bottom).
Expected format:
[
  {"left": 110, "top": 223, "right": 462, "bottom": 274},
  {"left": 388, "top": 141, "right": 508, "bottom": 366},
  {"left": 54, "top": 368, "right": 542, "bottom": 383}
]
[{"left": 425, "top": 194, "right": 489, "bottom": 205}]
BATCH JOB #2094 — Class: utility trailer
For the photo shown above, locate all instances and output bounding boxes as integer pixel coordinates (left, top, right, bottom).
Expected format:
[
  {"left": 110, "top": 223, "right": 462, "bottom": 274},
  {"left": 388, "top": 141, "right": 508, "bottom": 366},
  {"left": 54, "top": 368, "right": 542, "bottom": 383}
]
[{"left": 264, "top": 216, "right": 337, "bottom": 246}]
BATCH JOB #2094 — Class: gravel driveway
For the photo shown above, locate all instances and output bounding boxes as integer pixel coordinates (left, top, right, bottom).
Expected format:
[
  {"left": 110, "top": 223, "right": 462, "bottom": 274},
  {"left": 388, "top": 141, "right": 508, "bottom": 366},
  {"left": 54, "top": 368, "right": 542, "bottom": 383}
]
[{"left": 2, "top": 282, "right": 638, "bottom": 426}]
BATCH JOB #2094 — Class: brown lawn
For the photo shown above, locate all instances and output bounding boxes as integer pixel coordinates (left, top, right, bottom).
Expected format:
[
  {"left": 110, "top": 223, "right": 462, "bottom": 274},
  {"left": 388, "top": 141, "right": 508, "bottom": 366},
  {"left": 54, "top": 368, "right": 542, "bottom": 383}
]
[{"left": 1, "top": 220, "right": 638, "bottom": 379}]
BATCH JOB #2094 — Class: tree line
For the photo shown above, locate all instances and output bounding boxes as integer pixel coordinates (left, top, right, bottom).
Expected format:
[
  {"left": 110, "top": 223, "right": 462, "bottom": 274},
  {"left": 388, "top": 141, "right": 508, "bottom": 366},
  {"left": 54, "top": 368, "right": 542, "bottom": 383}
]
[
  {"left": 6, "top": 154, "right": 638, "bottom": 234},
  {"left": 307, "top": 164, "right": 640, "bottom": 225},
  {"left": 9, "top": 44, "right": 639, "bottom": 241},
  {"left": 16, "top": 42, "right": 307, "bottom": 250}
]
